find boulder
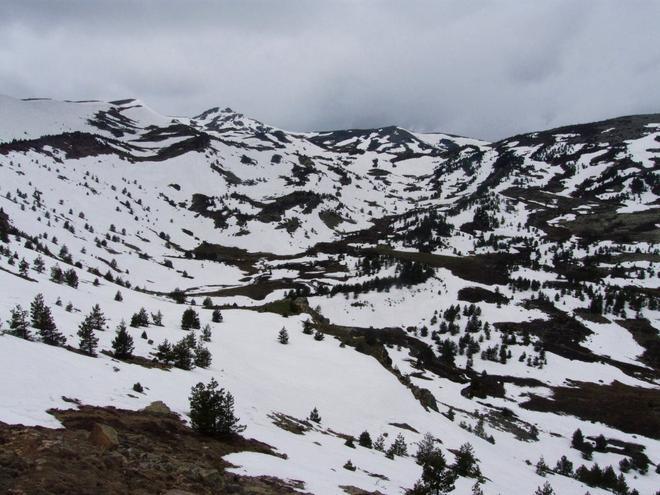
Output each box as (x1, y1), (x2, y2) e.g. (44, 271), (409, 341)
(88, 423), (118, 449)
(142, 400), (172, 415)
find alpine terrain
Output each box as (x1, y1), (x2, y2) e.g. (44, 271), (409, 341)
(0, 95), (658, 495)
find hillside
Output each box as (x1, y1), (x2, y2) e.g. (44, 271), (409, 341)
(0, 95), (658, 495)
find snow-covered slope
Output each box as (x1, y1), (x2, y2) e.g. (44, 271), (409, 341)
(0, 96), (658, 495)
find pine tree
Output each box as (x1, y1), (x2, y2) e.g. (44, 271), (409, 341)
(87, 304), (107, 331)
(112, 320), (134, 359)
(31, 294), (65, 346)
(201, 324), (212, 342)
(313, 330), (325, 341)
(18, 258), (29, 276)
(536, 456), (549, 476)
(32, 255), (45, 273)
(155, 339), (174, 364)
(415, 432), (437, 465)
(211, 308), (223, 323)
(151, 310), (163, 326)
(387, 433), (408, 457)
(181, 307), (200, 330)
(309, 406), (321, 423)
(373, 434), (386, 452)
(77, 316), (99, 356)
(189, 378), (245, 436)
(571, 428), (584, 450)
(407, 448), (456, 495)
(453, 443), (481, 478)
(533, 481), (554, 495)
(202, 296), (213, 309)
(358, 430), (372, 448)
(64, 268), (78, 288)
(278, 327), (289, 344)
(114, 290), (123, 302)
(302, 319), (314, 335)
(172, 338), (194, 370)
(194, 343), (212, 368)
(7, 305), (30, 340)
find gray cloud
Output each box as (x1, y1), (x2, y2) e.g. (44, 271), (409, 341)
(0, 0), (659, 140)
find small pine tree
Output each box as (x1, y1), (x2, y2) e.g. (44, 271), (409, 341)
(172, 338), (194, 370)
(536, 456), (549, 476)
(87, 304), (107, 331)
(453, 443), (481, 478)
(343, 460), (356, 471)
(151, 310), (163, 326)
(302, 319), (314, 334)
(155, 339), (173, 364)
(114, 290), (123, 302)
(313, 330), (325, 341)
(415, 432), (437, 465)
(112, 320), (134, 359)
(181, 307), (200, 330)
(31, 294), (65, 346)
(33, 256), (45, 273)
(7, 305), (31, 340)
(77, 317), (99, 356)
(309, 406), (321, 423)
(18, 258), (29, 276)
(387, 433), (408, 457)
(571, 428), (584, 450)
(202, 296), (213, 309)
(201, 324), (212, 342)
(374, 434), (386, 452)
(534, 481), (555, 495)
(358, 430), (372, 449)
(194, 343), (212, 368)
(189, 378), (245, 436)
(211, 308), (223, 323)
(278, 327), (289, 344)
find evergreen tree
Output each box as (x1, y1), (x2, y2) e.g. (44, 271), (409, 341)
(181, 307), (200, 330)
(415, 432), (437, 465)
(114, 290), (123, 302)
(533, 481), (554, 495)
(278, 327), (289, 344)
(18, 258), (29, 276)
(555, 455), (573, 476)
(111, 320), (134, 359)
(194, 342), (212, 368)
(189, 378), (245, 436)
(571, 428), (584, 450)
(302, 319), (314, 334)
(31, 294), (65, 346)
(313, 330), (325, 341)
(201, 324), (212, 342)
(130, 307), (150, 327)
(7, 305), (30, 340)
(407, 448), (456, 495)
(32, 255), (45, 273)
(172, 338), (194, 370)
(453, 443), (481, 478)
(202, 296), (213, 309)
(50, 265), (63, 283)
(151, 310), (163, 326)
(387, 433), (408, 457)
(309, 406), (322, 423)
(64, 268), (79, 288)
(77, 316), (99, 356)
(535, 456), (549, 476)
(211, 308), (223, 323)
(358, 430), (373, 449)
(155, 339), (174, 364)
(87, 304), (107, 331)
(373, 434), (386, 452)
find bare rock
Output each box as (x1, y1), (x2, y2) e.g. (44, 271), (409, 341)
(88, 423), (118, 449)
(142, 400), (172, 415)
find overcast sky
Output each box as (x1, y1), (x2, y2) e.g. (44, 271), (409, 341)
(1, 0), (659, 140)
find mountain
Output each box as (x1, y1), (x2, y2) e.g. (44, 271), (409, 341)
(0, 95), (658, 495)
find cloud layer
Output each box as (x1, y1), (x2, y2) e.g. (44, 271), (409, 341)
(1, 0), (659, 140)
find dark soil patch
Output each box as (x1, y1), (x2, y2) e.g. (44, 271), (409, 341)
(0, 405), (306, 495)
(520, 380), (660, 439)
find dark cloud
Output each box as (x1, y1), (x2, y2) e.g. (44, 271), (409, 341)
(1, 0), (659, 140)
